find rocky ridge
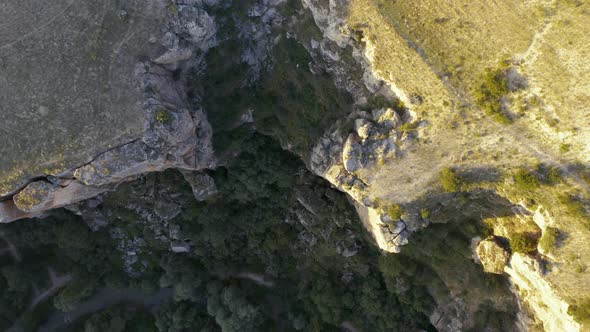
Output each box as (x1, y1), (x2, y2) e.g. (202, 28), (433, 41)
(297, 0), (590, 330)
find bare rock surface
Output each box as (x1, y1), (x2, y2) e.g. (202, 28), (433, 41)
(476, 238), (510, 274)
(181, 171), (218, 201)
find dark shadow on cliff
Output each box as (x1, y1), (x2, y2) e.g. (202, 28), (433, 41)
(379, 188), (526, 331)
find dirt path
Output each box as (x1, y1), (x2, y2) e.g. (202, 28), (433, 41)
(29, 268), (72, 309)
(237, 272), (275, 288)
(0, 232), (21, 262)
(38, 287), (172, 332)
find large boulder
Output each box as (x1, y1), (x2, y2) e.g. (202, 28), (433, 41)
(476, 238), (510, 274)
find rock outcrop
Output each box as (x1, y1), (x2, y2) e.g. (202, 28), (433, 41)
(476, 238), (510, 274)
(0, 0), (217, 223)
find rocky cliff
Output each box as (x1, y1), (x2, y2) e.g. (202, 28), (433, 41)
(0, 0), (216, 222)
(296, 0), (590, 330)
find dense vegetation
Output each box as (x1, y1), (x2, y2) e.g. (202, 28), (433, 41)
(201, 1), (352, 161)
(0, 134), (440, 331)
(0, 133), (521, 331)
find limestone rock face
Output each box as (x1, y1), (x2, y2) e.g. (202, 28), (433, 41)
(476, 238), (510, 274)
(506, 253), (581, 332)
(342, 134), (364, 172)
(0, 0), (217, 223)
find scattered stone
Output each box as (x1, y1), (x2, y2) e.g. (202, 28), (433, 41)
(154, 48), (193, 65)
(401, 212), (426, 232)
(393, 229), (409, 246)
(354, 119), (373, 140)
(154, 197), (182, 221)
(118, 10), (128, 21)
(171, 242), (191, 253)
(173, 6), (217, 51)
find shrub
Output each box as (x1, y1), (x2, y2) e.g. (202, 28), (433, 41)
(366, 95), (407, 119)
(480, 223), (494, 239)
(568, 298), (590, 324)
(474, 68), (512, 125)
(547, 167), (562, 185)
(560, 143), (571, 153)
(439, 167), (462, 192)
(367, 95), (390, 109)
(156, 109), (172, 125)
(420, 208), (431, 219)
(539, 227), (559, 253)
(513, 168), (540, 192)
(388, 204), (403, 220)
(399, 121), (419, 134)
(510, 233), (537, 254)
(559, 193), (588, 221)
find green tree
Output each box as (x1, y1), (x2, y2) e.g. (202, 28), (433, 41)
(53, 276), (97, 312)
(206, 282), (266, 332)
(155, 301), (218, 332)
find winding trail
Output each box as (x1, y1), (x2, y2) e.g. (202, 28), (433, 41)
(0, 232), (21, 262)
(29, 268), (73, 309)
(38, 287), (172, 332)
(237, 272), (275, 288)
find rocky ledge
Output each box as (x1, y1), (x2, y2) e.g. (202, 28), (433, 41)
(0, 0), (217, 223)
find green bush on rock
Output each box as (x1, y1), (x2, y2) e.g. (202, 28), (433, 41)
(388, 204), (404, 220)
(156, 109), (172, 125)
(510, 233), (537, 254)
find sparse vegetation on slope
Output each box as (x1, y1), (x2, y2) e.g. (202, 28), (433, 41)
(559, 193), (589, 225)
(513, 167), (541, 192)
